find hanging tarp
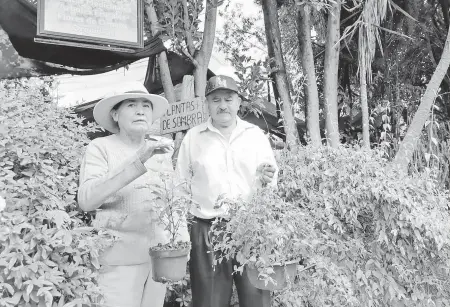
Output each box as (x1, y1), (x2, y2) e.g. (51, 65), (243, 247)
(0, 0), (165, 79)
(144, 51), (215, 94)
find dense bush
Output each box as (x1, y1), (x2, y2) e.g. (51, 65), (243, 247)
(177, 143), (450, 306)
(2, 79), (449, 307)
(211, 188), (309, 287)
(0, 79), (113, 307)
(272, 145), (450, 307)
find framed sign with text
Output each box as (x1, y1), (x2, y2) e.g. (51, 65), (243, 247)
(37, 0), (144, 51)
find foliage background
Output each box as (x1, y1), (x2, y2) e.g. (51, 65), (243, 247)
(216, 0), (450, 190)
(272, 145), (450, 306)
(0, 78), (113, 307)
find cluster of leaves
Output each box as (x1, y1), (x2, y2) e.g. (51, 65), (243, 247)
(370, 98), (450, 190)
(272, 145), (450, 306)
(147, 172), (194, 250)
(216, 3), (266, 57)
(209, 142), (450, 306)
(232, 55), (272, 119)
(153, 0), (204, 54)
(0, 79), (114, 307)
(165, 274), (192, 307)
(216, 4), (275, 117)
(410, 136), (450, 191)
(210, 189), (311, 287)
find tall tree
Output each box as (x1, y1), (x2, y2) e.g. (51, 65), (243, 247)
(146, 0), (220, 159)
(359, 58), (370, 148)
(145, 1), (176, 106)
(395, 24), (450, 171)
(152, 0), (219, 97)
(358, 0), (389, 148)
(261, 0), (300, 146)
(296, 3), (321, 147)
(323, 0), (341, 147)
(182, 0), (219, 98)
(145, 0), (180, 158)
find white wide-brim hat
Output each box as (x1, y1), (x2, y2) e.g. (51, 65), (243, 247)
(93, 82), (168, 134)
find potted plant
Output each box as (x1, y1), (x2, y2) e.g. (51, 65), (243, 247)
(147, 173), (194, 283)
(210, 188), (312, 290)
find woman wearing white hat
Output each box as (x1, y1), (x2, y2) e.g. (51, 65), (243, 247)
(78, 83), (176, 307)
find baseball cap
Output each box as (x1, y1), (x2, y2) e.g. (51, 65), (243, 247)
(205, 75), (239, 96)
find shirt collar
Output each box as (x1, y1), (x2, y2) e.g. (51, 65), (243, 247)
(199, 117), (254, 134)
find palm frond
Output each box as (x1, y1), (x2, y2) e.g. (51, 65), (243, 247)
(358, 0), (390, 83)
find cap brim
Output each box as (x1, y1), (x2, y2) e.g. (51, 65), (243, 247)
(93, 93), (168, 133)
(206, 88), (247, 103)
(205, 87), (239, 97)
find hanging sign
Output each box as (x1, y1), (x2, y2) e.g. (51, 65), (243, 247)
(161, 97), (207, 134)
(36, 0), (144, 51)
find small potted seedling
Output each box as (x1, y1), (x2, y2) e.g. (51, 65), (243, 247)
(211, 188), (310, 290)
(148, 173), (194, 283)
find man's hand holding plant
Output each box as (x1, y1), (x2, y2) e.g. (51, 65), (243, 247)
(256, 163), (276, 186)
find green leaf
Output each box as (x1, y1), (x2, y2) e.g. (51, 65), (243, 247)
(2, 283), (15, 295)
(26, 284), (33, 296)
(5, 292), (21, 305)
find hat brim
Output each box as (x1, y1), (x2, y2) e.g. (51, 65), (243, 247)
(93, 93), (168, 134)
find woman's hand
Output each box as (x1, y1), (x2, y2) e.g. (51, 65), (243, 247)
(137, 138), (174, 163)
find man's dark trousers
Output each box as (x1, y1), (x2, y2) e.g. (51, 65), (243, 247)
(189, 217), (271, 307)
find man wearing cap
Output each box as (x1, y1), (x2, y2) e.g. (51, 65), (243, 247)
(176, 75), (277, 307)
(77, 82), (186, 307)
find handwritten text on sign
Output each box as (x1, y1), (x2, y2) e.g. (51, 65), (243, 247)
(38, 0), (143, 48)
(161, 97), (207, 134)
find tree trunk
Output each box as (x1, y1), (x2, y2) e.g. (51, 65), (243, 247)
(439, 0), (449, 30)
(297, 4), (321, 147)
(193, 65), (207, 99)
(261, 0), (299, 146)
(193, 0), (218, 99)
(145, 0), (182, 165)
(360, 60), (370, 148)
(145, 1), (176, 105)
(394, 25), (450, 171)
(357, 0), (389, 149)
(404, 0), (420, 36)
(323, 0), (341, 147)
(269, 73), (286, 142)
(157, 52), (176, 105)
(150, 0), (218, 158)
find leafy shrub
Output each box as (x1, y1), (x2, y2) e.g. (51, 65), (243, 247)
(211, 190), (309, 287)
(272, 145), (450, 307)
(148, 172), (192, 251)
(0, 79), (113, 307)
(165, 274), (192, 307)
(409, 132), (450, 191)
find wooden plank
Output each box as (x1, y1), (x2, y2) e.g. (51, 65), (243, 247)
(160, 96), (206, 134)
(160, 75), (207, 135)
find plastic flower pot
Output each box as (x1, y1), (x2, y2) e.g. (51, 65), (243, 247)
(247, 259), (298, 290)
(149, 247), (190, 282)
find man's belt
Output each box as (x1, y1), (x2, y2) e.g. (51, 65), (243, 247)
(192, 216), (217, 224)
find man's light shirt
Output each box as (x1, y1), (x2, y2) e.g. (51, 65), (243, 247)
(176, 118), (278, 219)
